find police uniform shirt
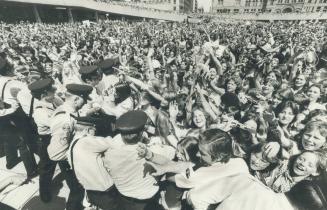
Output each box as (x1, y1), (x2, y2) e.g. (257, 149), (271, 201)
(67, 135), (114, 191)
(103, 134), (159, 200)
(0, 77), (26, 116)
(33, 100), (56, 135)
(16, 86), (35, 116)
(48, 104), (76, 161)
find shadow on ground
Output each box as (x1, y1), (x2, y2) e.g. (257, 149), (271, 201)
(21, 173), (66, 210)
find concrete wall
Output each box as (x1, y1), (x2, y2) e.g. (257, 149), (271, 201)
(2, 0), (186, 21)
(215, 12), (327, 20)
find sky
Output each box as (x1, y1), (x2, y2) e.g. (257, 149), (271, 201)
(197, 0), (211, 12)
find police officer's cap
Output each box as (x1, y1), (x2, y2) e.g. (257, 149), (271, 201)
(99, 58), (115, 70)
(28, 78), (53, 94)
(116, 110), (148, 134)
(71, 115), (99, 127)
(66, 84), (93, 99)
(79, 65), (99, 75)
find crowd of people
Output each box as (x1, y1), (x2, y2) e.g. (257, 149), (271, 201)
(93, 0), (179, 14)
(0, 18), (327, 210)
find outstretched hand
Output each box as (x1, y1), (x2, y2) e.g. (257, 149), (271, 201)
(144, 162), (167, 177)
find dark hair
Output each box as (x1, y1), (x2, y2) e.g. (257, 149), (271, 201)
(81, 69), (103, 83)
(247, 143), (279, 173)
(177, 136), (199, 163)
(121, 132), (143, 144)
(274, 100), (299, 117)
(230, 127), (253, 154)
(199, 129), (233, 163)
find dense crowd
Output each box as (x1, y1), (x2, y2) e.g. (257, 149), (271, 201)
(93, 0), (179, 14)
(0, 19), (327, 210)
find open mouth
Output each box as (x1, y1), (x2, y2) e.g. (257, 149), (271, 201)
(304, 140), (315, 148)
(295, 164), (305, 172)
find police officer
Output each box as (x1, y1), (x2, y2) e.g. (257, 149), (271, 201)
(28, 78), (58, 203)
(98, 58), (120, 93)
(103, 110), (161, 210)
(48, 83), (92, 210)
(68, 116), (119, 210)
(79, 65), (116, 137)
(0, 57), (37, 177)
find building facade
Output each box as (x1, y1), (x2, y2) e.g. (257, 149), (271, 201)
(211, 0), (327, 14)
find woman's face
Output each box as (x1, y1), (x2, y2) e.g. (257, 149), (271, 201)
(221, 63), (227, 72)
(293, 152), (319, 177)
(176, 145), (188, 161)
(187, 76), (195, 86)
(262, 82), (275, 96)
(180, 62), (187, 70)
(302, 128), (326, 151)
(266, 72), (277, 83)
(271, 59), (279, 67)
(209, 68), (217, 80)
(295, 74), (306, 88)
(278, 107), (295, 126)
(307, 86), (321, 102)
(226, 80), (237, 93)
(193, 109), (206, 128)
(197, 143), (214, 166)
(250, 151), (270, 171)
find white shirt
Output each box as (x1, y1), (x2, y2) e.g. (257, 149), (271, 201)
(103, 134), (159, 199)
(187, 173), (293, 210)
(175, 158), (249, 189)
(68, 135), (114, 191)
(33, 100), (55, 135)
(0, 77), (26, 116)
(16, 86), (34, 116)
(48, 104), (76, 161)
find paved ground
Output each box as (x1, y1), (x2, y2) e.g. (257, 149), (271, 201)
(0, 154), (70, 210)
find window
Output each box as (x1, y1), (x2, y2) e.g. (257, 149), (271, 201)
(316, 6), (321, 12)
(285, 0), (289, 3)
(245, 0), (251, 6)
(244, 9), (249, 13)
(217, 0), (223, 5)
(270, 0), (274, 5)
(234, 9), (239, 13)
(323, 6), (327, 12)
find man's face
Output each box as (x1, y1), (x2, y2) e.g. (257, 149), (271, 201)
(74, 96), (86, 110)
